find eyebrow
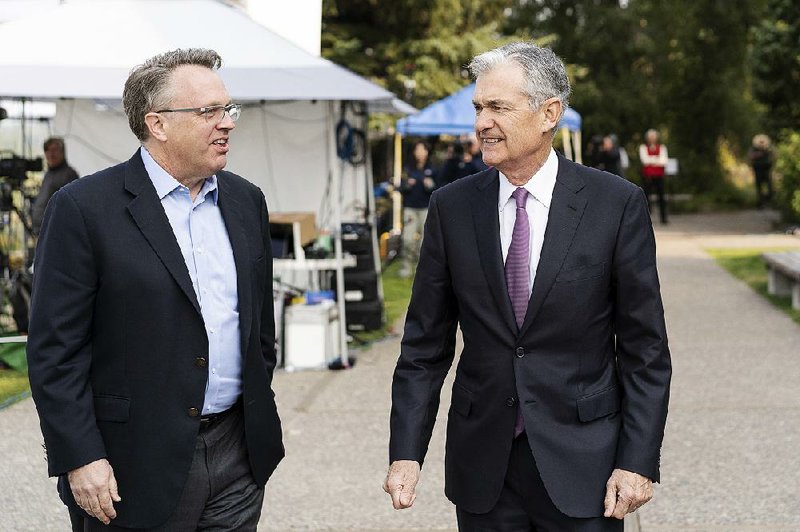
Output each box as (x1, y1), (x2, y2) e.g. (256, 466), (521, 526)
(473, 98), (512, 107)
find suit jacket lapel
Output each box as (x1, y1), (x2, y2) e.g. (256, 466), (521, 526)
(519, 156), (586, 337)
(124, 151), (202, 315)
(472, 169), (518, 335)
(217, 174), (253, 357)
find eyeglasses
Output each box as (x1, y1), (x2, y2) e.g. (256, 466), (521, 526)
(155, 103), (242, 123)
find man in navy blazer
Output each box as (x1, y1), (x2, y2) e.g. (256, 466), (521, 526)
(27, 49), (283, 530)
(384, 43), (671, 531)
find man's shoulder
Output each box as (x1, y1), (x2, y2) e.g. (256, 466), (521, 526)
(571, 160), (638, 197)
(218, 169), (263, 198)
(435, 168), (493, 200)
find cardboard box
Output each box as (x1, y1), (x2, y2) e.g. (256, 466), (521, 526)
(270, 212), (318, 248)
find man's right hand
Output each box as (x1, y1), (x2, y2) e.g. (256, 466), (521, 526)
(68, 458), (121, 525)
(383, 460), (421, 510)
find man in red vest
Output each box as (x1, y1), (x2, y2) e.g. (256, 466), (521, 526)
(638, 129), (669, 224)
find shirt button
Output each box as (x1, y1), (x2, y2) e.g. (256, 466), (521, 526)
(194, 357), (207, 368)
(516, 347), (525, 358)
(187, 407), (200, 417)
(506, 397), (517, 407)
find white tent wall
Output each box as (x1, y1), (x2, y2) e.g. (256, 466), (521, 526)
(53, 99), (370, 225)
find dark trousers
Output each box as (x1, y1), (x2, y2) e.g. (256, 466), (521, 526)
(643, 178), (668, 224)
(754, 168), (773, 208)
(456, 435), (623, 532)
(70, 405), (263, 531)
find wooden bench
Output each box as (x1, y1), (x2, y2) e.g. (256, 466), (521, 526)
(762, 251), (800, 310)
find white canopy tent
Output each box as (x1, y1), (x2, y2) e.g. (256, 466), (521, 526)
(0, 0), (413, 365)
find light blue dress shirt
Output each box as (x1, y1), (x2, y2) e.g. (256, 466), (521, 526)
(141, 147), (241, 415)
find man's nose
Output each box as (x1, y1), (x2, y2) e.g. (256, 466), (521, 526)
(475, 111), (493, 134)
(218, 112), (236, 131)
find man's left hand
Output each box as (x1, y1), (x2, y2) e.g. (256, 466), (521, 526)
(603, 468), (653, 520)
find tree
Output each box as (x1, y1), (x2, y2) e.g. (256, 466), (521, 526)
(750, 0), (800, 135)
(322, 0), (517, 108)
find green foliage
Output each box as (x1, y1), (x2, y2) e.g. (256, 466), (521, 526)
(707, 247), (800, 326)
(774, 130), (800, 222)
(751, 0), (800, 135)
(322, 0), (517, 109)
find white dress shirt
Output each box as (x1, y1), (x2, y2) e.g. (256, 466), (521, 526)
(499, 148), (559, 295)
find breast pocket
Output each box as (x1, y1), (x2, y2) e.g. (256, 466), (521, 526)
(556, 262), (606, 283)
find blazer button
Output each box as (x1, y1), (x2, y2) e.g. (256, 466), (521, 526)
(187, 407), (200, 417)
(506, 397), (517, 407)
(515, 347), (525, 358)
(195, 357), (207, 368)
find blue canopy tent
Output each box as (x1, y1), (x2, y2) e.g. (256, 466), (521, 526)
(397, 82), (582, 135)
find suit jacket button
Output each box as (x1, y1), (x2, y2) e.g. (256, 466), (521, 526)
(195, 357), (207, 368)
(187, 407), (200, 417)
(515, 347), (525, 358)
(506, 397), (517, 407)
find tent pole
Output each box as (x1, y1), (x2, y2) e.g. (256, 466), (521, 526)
(561, 127), (573, 161)
(574, 130), (583, 165)
(392, 131), (402, 234)
(330, 101), (350, 368)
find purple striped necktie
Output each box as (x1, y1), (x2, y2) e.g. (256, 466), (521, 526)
(506, 187), (530, 437)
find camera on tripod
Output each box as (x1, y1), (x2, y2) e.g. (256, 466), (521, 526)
(0, 154), (42, 211)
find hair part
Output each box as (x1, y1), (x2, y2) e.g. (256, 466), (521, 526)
(123, 48), (223, 142)
(468, 42), (571, 119)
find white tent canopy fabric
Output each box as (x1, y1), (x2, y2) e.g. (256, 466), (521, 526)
(0, 0), (410, 218)
(0, 0), (397, 104)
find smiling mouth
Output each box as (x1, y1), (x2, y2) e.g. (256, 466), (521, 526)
(212, 139), (228, 146)
(482, 138), (502, 145)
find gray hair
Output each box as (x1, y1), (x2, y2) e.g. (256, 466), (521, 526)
(123, 48), (223, 142)
(468, 42), (571, 114)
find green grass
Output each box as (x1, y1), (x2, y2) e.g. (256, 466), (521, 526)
(707, 247), (800, 325)
(0, 368), (30, 408)
(348, 260), (414, 345)
(0, 341), (29, 407)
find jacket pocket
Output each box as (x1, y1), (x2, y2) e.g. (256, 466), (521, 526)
(450, 382), (472, 417)
(576, 386), (620, 422)
(93, 395), (130, 423)
(556, 262), (606, 283)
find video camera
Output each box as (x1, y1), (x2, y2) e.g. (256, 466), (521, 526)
(0, 155), (43, 183)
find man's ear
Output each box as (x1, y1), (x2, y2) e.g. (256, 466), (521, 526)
(541, 98), (563, 133)
(144, 112), (168, 142)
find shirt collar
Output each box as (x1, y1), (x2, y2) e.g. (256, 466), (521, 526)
(140, 146), (218, 204)
(498, 147), (558, 210)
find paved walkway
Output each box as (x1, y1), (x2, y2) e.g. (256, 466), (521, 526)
(1, 210), (799, 531)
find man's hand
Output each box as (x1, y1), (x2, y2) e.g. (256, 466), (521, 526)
(603, 468), (653, 520)
(383, 460), (421, 510)
(68, 458), (121, 525)
(423, 177), (435, 190)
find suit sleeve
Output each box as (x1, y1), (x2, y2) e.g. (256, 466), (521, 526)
(27, 188), (106, 477)
(612, 187), (671, 482)
(259, 191), (277, 383)
(389, 191), (459, 465)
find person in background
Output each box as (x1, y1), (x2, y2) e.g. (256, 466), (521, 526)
(31, 137), (79, 235)
(597, 134), (623, 177)
(748, 134), (773, 209)
(639, 128), (669, 224)
(465, 133), (488, 171)
(399, 141), (437, 278)
(440, 141), (485, 185)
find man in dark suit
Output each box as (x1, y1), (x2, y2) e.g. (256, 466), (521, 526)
(27, 48), (284, 530)
(384, 42), (671, 531)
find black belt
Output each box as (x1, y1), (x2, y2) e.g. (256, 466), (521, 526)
(199, 401), (240, 430)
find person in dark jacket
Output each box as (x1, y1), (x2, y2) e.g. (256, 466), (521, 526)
(748, 134), (773, 209)
(399, 141), (438, 277)
(31, 137), (79, 234)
